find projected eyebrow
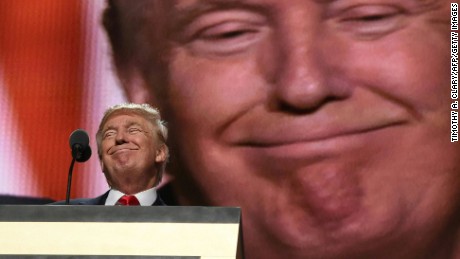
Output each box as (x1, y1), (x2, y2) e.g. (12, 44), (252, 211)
(171, 0), (271, 32)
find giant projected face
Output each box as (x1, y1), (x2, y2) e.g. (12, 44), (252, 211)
(112, 0), (459, 258)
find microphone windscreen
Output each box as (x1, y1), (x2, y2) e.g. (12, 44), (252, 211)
(76, 145), (92, 162)
(69, 129), (89, 149)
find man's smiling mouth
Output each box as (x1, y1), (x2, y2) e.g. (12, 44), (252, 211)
(108, 147), (138, 155)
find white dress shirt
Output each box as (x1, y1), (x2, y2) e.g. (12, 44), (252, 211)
(105, 187), (158, 206)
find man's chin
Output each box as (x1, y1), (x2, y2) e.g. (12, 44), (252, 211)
(245, 200), (405, 258)
(110, 151), (136, 166)
(108, 159), (138, 174)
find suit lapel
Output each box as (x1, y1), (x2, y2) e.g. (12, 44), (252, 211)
(78, 191), (110, 205)
(152, 195), (166, 206)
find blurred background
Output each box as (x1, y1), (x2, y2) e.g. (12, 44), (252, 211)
(0, 0), (125, 202)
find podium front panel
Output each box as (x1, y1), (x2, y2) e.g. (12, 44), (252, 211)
(0, 206), (243, 259)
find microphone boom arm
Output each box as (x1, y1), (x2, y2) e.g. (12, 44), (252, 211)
(65, 157), (76, 205)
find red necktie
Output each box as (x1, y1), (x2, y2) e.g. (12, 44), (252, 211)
(116, 195), (140, 206)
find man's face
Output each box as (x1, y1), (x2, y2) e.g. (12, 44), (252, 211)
(100, 112), (164, 194)
(136, 0), (458, 257)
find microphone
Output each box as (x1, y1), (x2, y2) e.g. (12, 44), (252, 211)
(66, 129), (92, 205)
(69, 129), (92, 162)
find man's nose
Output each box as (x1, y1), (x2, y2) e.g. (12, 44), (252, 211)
(268, 8), (352, 113)
(115, 130), (128, 144)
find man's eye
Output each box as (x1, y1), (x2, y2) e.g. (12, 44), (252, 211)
(182, 11), (268, 56)
(198, 22), (258, 41)
(128, 128), (141, 134)
(104, 131), (116, 139)
(336, 5), (405, 39)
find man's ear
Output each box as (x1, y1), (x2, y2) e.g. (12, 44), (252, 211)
(100, 159), (106, 173)
(155, 144), (168, 163)
(99, 160), (112, 187)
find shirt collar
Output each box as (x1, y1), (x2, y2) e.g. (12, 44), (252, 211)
(105, 187), (158, 206)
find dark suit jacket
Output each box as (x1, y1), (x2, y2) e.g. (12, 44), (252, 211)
(51, 191), (166, 206)
(0, 195), (55, 205)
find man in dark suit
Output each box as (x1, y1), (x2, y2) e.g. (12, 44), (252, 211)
(54, 103), (168, 206)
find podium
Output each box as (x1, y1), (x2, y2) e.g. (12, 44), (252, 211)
(0, 205), (243, 259)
